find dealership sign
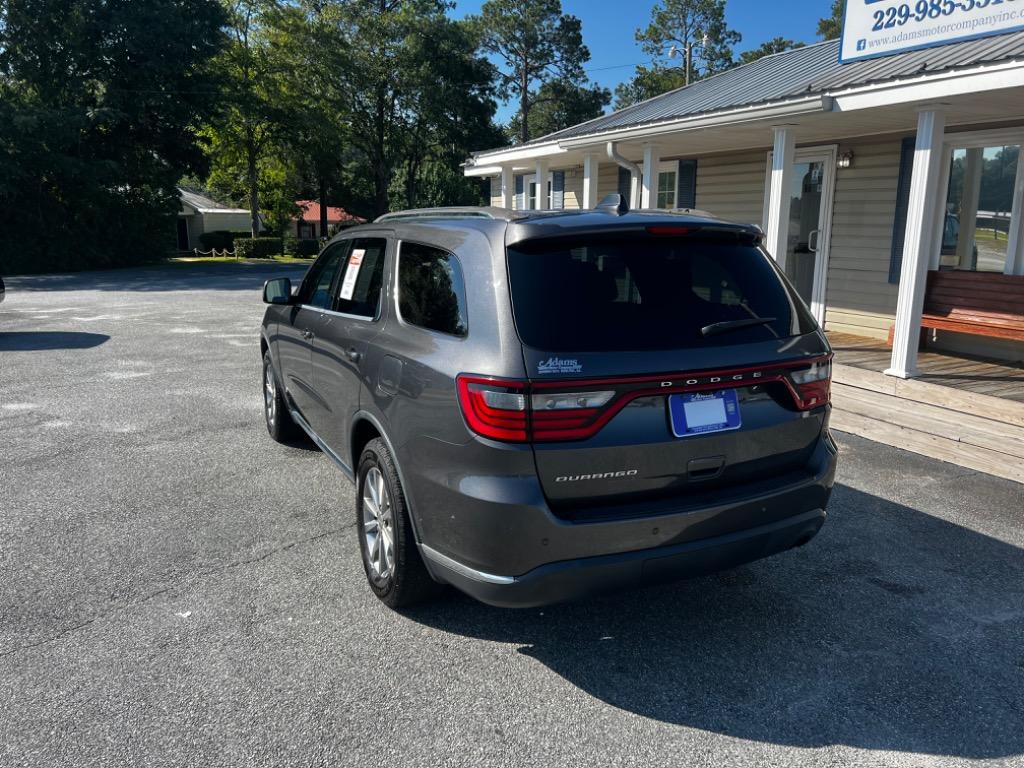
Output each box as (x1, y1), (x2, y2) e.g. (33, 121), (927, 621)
(840, 0), (1024, 62)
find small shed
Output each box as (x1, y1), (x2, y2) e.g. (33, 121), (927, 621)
(177, 187), (253, 251)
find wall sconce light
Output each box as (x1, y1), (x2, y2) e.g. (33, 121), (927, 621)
(837, 151), (855, 169)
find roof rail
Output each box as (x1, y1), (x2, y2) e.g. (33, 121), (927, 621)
(374, 206), (513, 224)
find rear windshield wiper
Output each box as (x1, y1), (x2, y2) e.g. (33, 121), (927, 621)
(701, 317), (777, 337)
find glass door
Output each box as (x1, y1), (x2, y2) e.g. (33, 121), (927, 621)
(765, 147), (837, 324)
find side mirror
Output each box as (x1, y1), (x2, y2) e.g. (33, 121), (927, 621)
(263, 277), (293, 305)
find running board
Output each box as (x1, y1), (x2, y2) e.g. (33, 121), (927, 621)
(288, 406), (355, 482)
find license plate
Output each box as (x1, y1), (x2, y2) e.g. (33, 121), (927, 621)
(669, 390), (741, 438)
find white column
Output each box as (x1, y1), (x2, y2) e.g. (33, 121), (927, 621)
(929, 146), (952, 271)
(765, 127), (796, 270)
(1004, 146), (1024, 275)
(957, 147), (983, 269)
(886, 108), (946, 379)
(582, 153), (599, 209)
(534, 159), (549, 210)
(641, 144), (660, 209)
(499, 165), (514, 210)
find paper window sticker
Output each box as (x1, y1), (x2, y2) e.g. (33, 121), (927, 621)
(339, 249), (366, 301)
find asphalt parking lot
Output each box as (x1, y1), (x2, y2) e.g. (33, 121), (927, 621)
(1, 262), (1023, 768)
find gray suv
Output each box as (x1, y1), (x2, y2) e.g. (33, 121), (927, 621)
(260, 200), (837, 609)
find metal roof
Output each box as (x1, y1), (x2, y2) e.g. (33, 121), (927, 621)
(177, 186), (248, 214)
(506, 31), (1024, 149)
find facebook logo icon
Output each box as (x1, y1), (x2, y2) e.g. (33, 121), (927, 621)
(857, 38), (867, 50)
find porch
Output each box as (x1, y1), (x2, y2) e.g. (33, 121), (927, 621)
(829, 331), (1024, 483)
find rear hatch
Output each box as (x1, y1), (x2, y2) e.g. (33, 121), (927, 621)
(504, 226), (831, 517)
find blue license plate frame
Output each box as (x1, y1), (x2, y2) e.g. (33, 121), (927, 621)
(668, 389), (742, 438)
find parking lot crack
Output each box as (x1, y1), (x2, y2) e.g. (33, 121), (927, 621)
(209, 525), (352, 574)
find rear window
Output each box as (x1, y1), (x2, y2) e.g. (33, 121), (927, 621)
(506, 236), (816, 351)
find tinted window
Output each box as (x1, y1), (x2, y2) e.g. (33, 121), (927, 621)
(398, 242), (468, 337)
(507, 236), (815, 351)
(335, 238), (386, 318)
(299, 243), (347, 308)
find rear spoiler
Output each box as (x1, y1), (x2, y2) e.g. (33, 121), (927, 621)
(505, 221), (764, 248)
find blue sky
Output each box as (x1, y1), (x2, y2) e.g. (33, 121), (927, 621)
(452, 0), (832, 121)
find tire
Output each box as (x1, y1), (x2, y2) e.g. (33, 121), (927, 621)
(263, 351), (301, 443)
(356, 438), (439, 608)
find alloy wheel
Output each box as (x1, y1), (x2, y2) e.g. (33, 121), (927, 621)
(264, 364), (276, 427)
(362, 466), (394, 580)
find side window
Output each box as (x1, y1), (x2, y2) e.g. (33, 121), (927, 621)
(299, 243), (348, 308)
(398, 242), (468, 337)
(335, 237), (387, 318)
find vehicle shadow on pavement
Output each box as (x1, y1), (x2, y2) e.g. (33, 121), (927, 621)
(405, 483), (1024, 759)
(0, 331), (110, 351)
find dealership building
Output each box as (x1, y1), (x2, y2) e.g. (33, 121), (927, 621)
(464, 27), (1024, 481)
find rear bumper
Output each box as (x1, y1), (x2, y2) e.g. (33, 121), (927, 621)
(404, 427), (837, 607)
(421, 507), (826, 608)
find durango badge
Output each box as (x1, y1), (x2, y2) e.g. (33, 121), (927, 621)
(538, 356), (582, 375)
(555, 470), (639, 483)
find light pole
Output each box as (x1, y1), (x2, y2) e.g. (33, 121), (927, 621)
(669, 34), (709, 86)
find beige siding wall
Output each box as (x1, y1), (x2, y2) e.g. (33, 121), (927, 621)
(597, 162), (622, 199)
(823, 138), (902, 339)
(561, 167), (583, 209)
(694, 150), (767, 226)
(488, 168), (585, 209)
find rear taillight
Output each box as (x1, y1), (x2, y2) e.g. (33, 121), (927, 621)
(456, 377), (528, 441)
(457, 355), (831, 443)
(530, 388), (615, 441)
(789, 360), (831, 410)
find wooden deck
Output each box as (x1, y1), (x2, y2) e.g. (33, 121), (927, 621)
(827, 332), (1024, 484)
(828, 331), (1024, 402)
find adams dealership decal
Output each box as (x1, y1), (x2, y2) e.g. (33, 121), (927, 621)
(841, 0), (1023, 62)
(537, 357), (582, 375)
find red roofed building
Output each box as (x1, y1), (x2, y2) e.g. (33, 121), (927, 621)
(294, 200), (366, 240)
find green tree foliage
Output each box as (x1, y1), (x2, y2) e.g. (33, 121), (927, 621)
(470, 0), (591, 144)
(290, 1), (499, 216)
(615, 0), (740, 109)
(738, 37), (804, 65)
(392, 14), (503, 210)
(265, 1), (349, 236)
(0, 0), (225, 272)
(509, 80), (611, 142)
(818, 0), (845, 40)
(203, 0), (288, 238)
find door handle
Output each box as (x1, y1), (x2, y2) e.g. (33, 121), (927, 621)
(346, 347), (362, 363)
(808, 229), (820, 253)
(302, 329), (314, 341)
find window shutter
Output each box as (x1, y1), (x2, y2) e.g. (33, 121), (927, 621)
(514, 174), (525, 211)
(677, 159), (698, 210)
(889, 136), (916, 284)
(617, 167), (631, 199)
(551, 170), (565, 209)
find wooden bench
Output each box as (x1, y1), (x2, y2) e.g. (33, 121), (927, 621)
(920, 271), (1024, 341)
(889, 271), (1024, 345)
